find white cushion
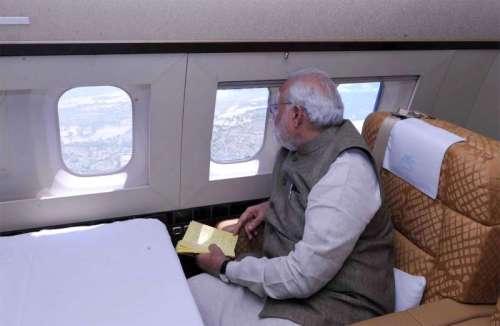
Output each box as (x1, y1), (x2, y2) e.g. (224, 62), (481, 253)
(394, 268), (427, 312)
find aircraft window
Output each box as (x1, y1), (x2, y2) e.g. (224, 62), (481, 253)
(337, 82), (381, 132)
(57, 86), (133, 176)
(210, 87), (269, 163)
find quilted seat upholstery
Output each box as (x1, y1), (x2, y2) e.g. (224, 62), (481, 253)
(491, 298), (500, 325)
(362, 112), (500, 305)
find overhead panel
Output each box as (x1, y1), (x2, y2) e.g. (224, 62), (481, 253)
(0, 0), (499, 43)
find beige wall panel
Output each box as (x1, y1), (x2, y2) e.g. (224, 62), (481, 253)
(431, 51), (498, 126)
(401, 53), (453, 114)
(0, 54), (187, 232)
(466, 54), (500, 139)
(0, 0), (499, 43)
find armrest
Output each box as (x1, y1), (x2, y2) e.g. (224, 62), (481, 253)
(216, 218), (239, 231)
(216, 218), (264, 258)
(352, 299), (496, 326)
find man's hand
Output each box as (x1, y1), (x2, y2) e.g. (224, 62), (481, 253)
(196, 244), (228, 276)
(233, 201), (269, 240)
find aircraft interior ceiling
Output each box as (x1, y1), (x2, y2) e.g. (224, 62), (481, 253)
(0, 1), (499, 233)
(0, 0), (499, 42)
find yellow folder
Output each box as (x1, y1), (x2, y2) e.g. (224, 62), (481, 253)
(175, 221), (238, 258)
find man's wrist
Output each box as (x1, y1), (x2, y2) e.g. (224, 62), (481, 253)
(219, 259), (232, 283)
(219, 259), (231, 275)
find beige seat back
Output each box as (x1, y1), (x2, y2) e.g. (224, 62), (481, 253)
(362, 112), (500, 304)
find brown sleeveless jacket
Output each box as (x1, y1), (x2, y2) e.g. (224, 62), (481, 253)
(259, 120), (395, 326)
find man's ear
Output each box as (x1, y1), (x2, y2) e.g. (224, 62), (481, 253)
(292, 105), (305, 128)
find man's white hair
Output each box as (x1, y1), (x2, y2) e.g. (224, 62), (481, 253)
(282, 67), (344, 127)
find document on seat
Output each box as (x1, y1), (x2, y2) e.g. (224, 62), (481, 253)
(176, 221), (238, 257)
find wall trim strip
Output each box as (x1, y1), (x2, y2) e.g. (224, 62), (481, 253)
(1, 41), (499, 57)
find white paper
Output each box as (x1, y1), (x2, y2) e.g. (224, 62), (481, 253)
(383, 118), (464, 199)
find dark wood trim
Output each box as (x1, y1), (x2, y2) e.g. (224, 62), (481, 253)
(0, 198), (267, 237)
(0, 41), (499, 57)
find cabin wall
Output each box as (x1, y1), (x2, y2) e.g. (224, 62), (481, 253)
(1, 0), (499, 43)
(0, 49), (498, 232)
(0, 91), (41, 201)
(0, 54), (188, 231)
(428, 50), (500, 139)
(466, 53), (500, 139)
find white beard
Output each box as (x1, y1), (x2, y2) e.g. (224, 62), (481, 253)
(273, 120), (297, 151)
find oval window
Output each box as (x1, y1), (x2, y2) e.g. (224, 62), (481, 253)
(57, 86), (133, 176)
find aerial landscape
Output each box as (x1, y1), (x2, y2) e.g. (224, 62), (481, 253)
(58, 82), (380, 175)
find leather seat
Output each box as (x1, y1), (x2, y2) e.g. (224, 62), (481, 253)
(354, 112), (499, 325)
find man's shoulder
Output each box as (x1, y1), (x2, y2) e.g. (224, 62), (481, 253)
(335, 148), (374, 168)
(325, 148), (381, 191)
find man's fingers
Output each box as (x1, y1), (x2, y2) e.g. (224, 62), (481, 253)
(246, 220), (259, 233)
(244, 224), (251, 239)
(245, 224), (255, 240)
(235, 209), (256, 235)
(239, 210), (252, 223)
(233, 213), (248, 234)
(241, 209), (258, 225)
(208, 244), (227, 258)
(208, 244), (222, 254)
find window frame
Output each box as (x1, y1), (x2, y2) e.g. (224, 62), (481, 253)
(209, 76), (406, 165)
(374, 82), (384, 112)
(56, 85), (136, 177)
(334, 75), (419, 113)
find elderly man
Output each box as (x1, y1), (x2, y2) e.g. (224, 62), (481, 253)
(188, 68), (395, 326)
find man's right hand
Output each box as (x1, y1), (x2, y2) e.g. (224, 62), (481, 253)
(233, 201), (269, 240)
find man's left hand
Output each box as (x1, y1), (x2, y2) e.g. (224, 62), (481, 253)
(196, 244), (228, 276)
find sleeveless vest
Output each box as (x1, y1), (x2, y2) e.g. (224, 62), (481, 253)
(259, 120), (395, 326)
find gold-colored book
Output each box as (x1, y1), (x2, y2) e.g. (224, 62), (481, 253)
(175, 221), (238, 258)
